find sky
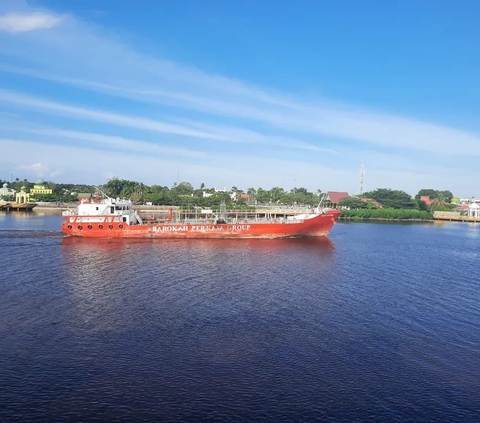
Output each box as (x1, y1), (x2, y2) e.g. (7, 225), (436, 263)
(0, 0), (479, 196)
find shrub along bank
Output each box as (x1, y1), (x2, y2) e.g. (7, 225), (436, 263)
(340, 208), (433, 220)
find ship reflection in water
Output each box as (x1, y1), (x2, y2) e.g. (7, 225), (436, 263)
(60, 236), (337, 334)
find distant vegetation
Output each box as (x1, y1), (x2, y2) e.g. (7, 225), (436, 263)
(99, 178), (323, 207)
(340, 209), (433, 221)
(415, 189), (454, 203)
(0, 178), (457, 221)
(338, 188), (456, 220)
(0, 177), (323, 207)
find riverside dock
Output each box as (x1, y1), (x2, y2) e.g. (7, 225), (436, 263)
(0, 202), (37, 212)
(433, 211), (480, 223)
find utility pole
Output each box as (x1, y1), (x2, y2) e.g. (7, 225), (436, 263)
(359, 161), (365, 195)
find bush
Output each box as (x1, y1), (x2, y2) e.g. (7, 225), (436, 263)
(340, 208), (432, 220)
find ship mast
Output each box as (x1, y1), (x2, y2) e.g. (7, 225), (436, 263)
(94, 185), (111, 200)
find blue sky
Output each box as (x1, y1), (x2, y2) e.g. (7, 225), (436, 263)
(0, 0), (479, 196)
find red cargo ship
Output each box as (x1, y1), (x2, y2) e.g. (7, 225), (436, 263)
(61, 197), (340, 239)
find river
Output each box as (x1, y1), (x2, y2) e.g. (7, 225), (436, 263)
(1, 213), (479, 422)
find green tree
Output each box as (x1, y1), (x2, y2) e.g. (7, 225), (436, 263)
(338, 197), (368, 209)
(173, 181), (194, 195)
(415, 189), (454, 203)
(437, 190), (454, 203)
(415, 189), (438, 200)
(363, 188), (417, 209)
(247, 187), (257, 203)
(417, 200), (428, 211)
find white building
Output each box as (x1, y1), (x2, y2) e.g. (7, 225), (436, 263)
(460, 197), (480, 204)
(0, 183), (16, 199)
(202, 187), (227, 198)
(467, 203), (480, 218)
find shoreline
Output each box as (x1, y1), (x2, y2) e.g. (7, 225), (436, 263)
(338, 216), (434, 222)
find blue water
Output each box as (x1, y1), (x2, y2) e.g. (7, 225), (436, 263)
(1, 213), (480, 422)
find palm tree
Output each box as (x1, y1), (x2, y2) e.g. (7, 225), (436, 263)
(247, 187), (257, 204)
(270, 187), (285, 203)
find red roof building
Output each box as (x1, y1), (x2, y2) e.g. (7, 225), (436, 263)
(420, 196), (433, 206)
(361, 198), (384, 209)
(327, 191), (349, 208)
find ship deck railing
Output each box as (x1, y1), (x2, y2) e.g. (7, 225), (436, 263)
(141, 210), (316, 225)
(64, 214), (311, 225)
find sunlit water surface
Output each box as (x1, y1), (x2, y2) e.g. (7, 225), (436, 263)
(1, 213), (480, 422)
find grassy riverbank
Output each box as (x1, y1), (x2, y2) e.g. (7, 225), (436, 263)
(340, 208), (433, 221)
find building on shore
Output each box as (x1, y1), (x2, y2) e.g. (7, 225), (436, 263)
(325, 191), (350, 208)
(0, 182), (16, 199)
(16, 186), (31, 203)
(202, 187), (227, 198)
(467, 203), (480, 218)
(361, 198), (384, 209)
(30, 179), (52, 196)
(459, 197), (480, 204)
(420, 195), (434, 206)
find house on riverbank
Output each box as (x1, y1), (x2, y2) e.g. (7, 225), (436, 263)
(326, 191), (349, 208)
(0, 183), (15, 199)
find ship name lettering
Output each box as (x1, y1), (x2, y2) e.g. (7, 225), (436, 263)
(152, 225), (188, 232)
(153, 224), (251, 232)
(231, 225), (251, 231)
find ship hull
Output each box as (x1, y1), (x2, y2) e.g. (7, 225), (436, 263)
(61, 211), (340, 239)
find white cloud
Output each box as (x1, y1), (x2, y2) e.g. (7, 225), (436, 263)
(1, 139), (348, 190)
(19, 162), (63, 178)
(2, 137), (476, 196)
(0, 12), (65, 33)
(0, 90), (226, 141)
(0, 95), (338, 154)
(4, 125), (207, 158)
(1, 64), (479, 157)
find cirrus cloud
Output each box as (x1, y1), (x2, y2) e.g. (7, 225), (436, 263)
(0, 12), (65, 33)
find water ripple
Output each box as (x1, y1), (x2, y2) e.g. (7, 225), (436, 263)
(1, 217), (480, 422)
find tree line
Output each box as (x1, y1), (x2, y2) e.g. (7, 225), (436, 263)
(100, 179), (323, 207)
(0, 178), (323, 206)
(1, 177), (455, 212)
(338, 188), (455, 211)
